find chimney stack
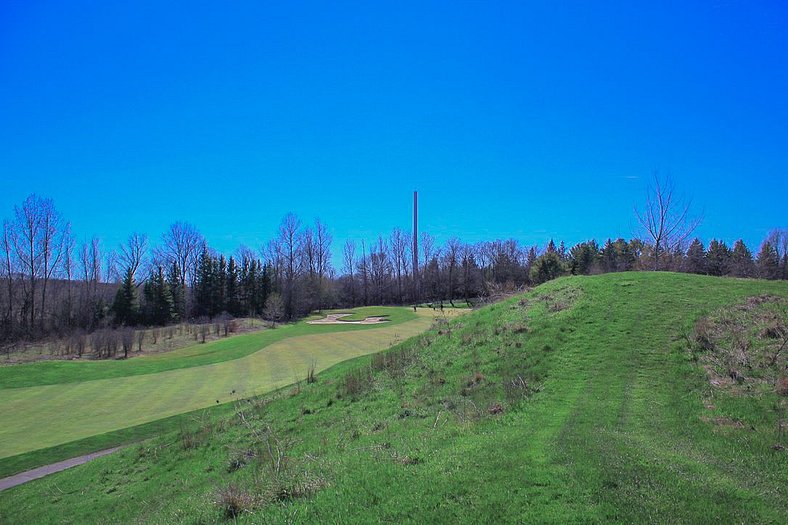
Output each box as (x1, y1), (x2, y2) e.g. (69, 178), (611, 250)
(412, 191), (419, 301)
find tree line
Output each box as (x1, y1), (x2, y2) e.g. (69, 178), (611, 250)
(1, 192), (786, 344)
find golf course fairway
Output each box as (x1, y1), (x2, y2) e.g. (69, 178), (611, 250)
(0, 307), (452, 459)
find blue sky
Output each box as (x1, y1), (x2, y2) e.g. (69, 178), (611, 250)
(1, 1), (786, 266)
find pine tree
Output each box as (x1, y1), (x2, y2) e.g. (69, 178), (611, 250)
(530, 252), (564, 284)
(226, 256), (240, 316)
(756, 241), (780, 279)
(729, 240), (754, 278)
(194, 247), (214, 317)
(706, 240), (731, 276)
(601, 239), (617, 272)
(144, 266), (175, 325)
(257, 262), (272, 315)
(112, 268), (140, 326)
(167, 262), (185, 322)
(685, 238), (706, 274)
(569, 241), (599, 275)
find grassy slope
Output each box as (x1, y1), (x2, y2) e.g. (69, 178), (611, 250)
(0, 308), (439, 460)
(0, 307), (416, 389)
(1, 273), (786, 524)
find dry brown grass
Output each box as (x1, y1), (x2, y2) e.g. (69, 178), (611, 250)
(691, 294), (787, 395)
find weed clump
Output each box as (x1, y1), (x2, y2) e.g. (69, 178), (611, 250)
(215, 484), (256, 519)
(341, 367), (373, 400)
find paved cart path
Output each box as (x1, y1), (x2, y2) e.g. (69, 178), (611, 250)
(0, 447), (121, 492)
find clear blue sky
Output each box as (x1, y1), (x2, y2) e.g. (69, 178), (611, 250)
(1, 1), (786, 267)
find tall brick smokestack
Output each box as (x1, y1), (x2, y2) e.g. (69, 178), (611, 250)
(412, 191), (418, 301)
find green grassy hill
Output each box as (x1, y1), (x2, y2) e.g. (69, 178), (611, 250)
(1, 272), (786, 524)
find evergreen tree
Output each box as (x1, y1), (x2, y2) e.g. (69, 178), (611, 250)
(226, 256), (240, 316)
(112, 268), (140, 326)
(530, 252), (565, 284)
(167, 262), (185, 322)
(601, 239), (617, 272)
(257, 262), (272, 315)
(558, 240), (568, 261)
(143, 266), (175, 325)
(194, 247), (215, 317)
(569, 241), (599, 275)
(756, 241), (780, 279)
(706, 240), (731, 276)
(215, 254), (227, 314)
(685, 238), (706, 274)
(729, 240), (755, 277)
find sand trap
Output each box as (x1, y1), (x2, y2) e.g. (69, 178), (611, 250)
(307, 313), (390, 325)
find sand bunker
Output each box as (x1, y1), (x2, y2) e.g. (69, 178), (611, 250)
(307, 313), (390, 325)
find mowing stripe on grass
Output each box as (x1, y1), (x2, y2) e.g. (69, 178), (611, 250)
(0, 306), (417, 389)
(0, 310), (446, 459)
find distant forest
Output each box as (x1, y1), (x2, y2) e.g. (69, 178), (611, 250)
(1, 192), (786, 343)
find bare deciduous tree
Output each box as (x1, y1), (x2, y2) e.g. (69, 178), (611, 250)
(635, 173), (702, 270)
(444, 237), (461, 307)
(7, 195), (69, 334)
(120, 232), (149, 280)
(155, 222), (203, 288)
(342, 239), (356, 306)
(277, 213), (302, 318)
(315, 219), (332, 307)
(389, 228), (409, 304)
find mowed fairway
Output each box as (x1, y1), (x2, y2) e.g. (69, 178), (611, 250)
(0, 308), (453, 459)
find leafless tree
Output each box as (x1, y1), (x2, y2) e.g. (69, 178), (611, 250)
(420, 232), (435, 272)
(389, 228), (409, 303)
(154, 222), (203, 288)
(8, 195), (69, 333)
(315, 219), (332, 307)
(62, 232), (75, 327)
(359, 239), (369, 305)
(2, 220), (16, 332)
(104, 249), (120, 284)
(77, 237), (102, 329)
(263, 292), (284, 327)
(343, 240), (356, 306)
(119, 232), (148, 280)
(277, 213), (302, 318)
(300, 226), (316, 279)
(635, 172), (702, 270)
(369, 236), (391, 304)
(444, 237), (461, 307)
(460, 243), (478, 305)
(121, 327), (134, 358)
(765, 228), (788, 279)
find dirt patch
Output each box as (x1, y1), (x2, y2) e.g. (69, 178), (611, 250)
(307, 314), (389, 325)
(690, 294), (787, 395)
(517, 283), (582, 314)
(700, 416), (746, 429)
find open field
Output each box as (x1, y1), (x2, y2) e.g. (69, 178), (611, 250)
(0, 307), (457, 460)
(1, 273), (786, 523)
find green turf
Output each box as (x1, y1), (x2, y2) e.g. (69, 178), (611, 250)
(0, 307), (445, 459)
(1, 273), (786, 524)
(0, 306), (416, 389)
